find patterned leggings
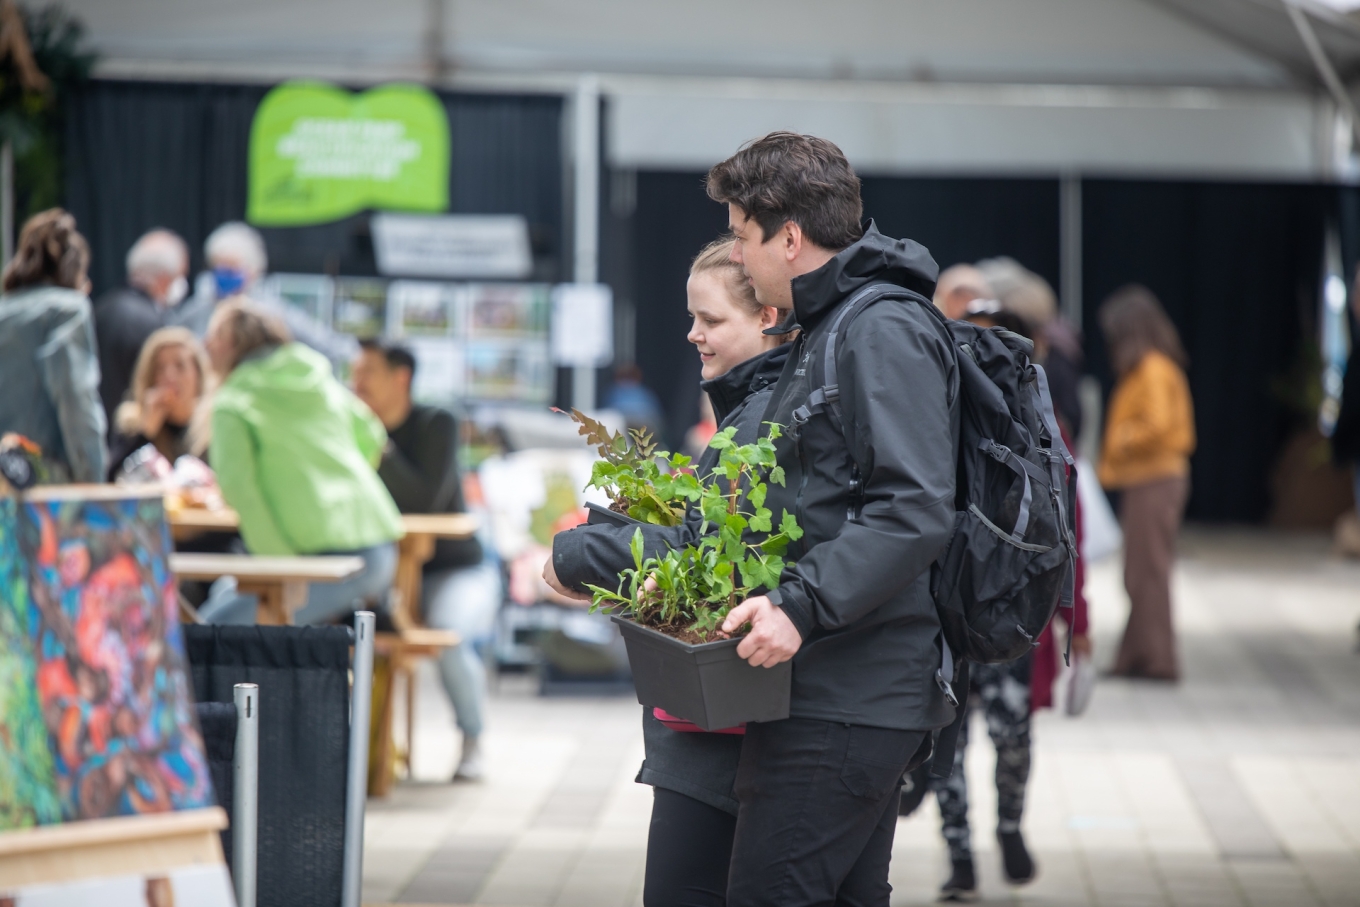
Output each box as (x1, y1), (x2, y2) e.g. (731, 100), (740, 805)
(930, 653), (1033, 860)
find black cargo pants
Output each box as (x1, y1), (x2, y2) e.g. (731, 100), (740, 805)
(726, 717), (929, 907)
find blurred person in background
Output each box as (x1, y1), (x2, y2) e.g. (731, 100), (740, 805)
(1097, 285), (1195, 681)
(172, 221), (357, 372)
(351, 338), (501, 782)
(933, 263), (994, 320)
(94, 229), (189, 428)
(605, 362), (665, 435)
(108, 326), (210, 479)
(0, 208), (105, 482)
(197, 299), (401, 625)
(547, 236), (791, 907)
(981, 259), (1085, 440)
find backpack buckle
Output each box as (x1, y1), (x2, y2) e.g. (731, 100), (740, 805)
(935, 670), (959, 708)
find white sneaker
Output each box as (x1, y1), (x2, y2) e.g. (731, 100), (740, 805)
(454, 736), (483, 782)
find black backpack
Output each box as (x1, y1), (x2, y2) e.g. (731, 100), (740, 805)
(792, 284), (1078, 776)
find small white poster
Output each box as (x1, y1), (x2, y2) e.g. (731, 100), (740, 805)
(407, 336), (464, 404)
(551, 283), (613, 367)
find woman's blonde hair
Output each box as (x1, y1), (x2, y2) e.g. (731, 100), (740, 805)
(207, 298), (292, 375)
(115, 326), (213, 455)
(690, 237), (761, 316)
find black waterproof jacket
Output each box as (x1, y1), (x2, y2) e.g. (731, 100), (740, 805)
(552, 343), (790, 816)
(762, 222), (960, 732)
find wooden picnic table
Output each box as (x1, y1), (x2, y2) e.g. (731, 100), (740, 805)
(169, 552), (365, 625)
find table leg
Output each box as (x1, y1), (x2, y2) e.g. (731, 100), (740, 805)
(368, 655), (396, 797)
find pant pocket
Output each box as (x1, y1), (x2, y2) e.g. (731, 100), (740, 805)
(839, 726), (921, 800)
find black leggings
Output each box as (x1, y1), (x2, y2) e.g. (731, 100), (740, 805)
(644, 787), (738, 907)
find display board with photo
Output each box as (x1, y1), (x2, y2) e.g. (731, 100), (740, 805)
(332, 278), (390, 338)
(467, 284), (550, 339)
(465, 340), (552, 404)
(386, 280), (463, 338)
(263, 273), (334, 326)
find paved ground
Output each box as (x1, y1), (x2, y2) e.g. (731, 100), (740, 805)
(362, 529), (1360, 907)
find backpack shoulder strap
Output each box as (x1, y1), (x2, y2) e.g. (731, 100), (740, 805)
(791, 283), (937, 433)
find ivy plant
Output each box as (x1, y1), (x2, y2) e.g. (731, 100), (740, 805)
(586, 424), (802, 641)
(565, 408), (700, 526)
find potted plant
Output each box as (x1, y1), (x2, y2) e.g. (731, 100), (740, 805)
(565, 409), (700, 528)
(585, 424), (803, 730)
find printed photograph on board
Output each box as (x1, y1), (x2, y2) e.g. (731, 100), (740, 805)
(387, 280), (462, 338)
(262, 273), (335, 327)
(332, 278), (390, 338)
(466, 284), (549, 339)
(465, 340), (552, 403)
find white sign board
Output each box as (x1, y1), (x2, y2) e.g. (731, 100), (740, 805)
(551, 283), (614, 368)
(372, 213), (532, 279)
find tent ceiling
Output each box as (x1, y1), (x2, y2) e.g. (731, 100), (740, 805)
(1149, 0), (1360, 87)
(62, 0), (1360, 91)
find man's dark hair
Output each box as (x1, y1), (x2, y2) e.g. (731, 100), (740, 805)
(359, 337), (417, 376)
(706, 132), (863, 251)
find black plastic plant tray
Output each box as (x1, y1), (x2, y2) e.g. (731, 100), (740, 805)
(610, 614), (791, 731)
(586, 502), (642, 527)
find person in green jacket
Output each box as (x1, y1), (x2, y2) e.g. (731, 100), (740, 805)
(197, 298), (402, 625)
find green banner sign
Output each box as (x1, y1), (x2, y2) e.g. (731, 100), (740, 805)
(248, 81), (449, 226)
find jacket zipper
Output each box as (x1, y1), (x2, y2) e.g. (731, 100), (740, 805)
(792, 333), (811, 559)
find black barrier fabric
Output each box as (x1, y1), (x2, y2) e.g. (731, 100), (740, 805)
(185, 625), (352, 907)
(619, 171), (1328, 522)
(64, 80), (564, 296)
(1081, 180), (1329, 523)
(196, 701), (237, 869)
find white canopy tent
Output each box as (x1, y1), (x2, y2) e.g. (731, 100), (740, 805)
(57, 0), (1360, 178)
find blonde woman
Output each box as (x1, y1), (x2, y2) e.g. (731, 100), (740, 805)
(548, 237), (792, 907)
(108, 327), (211, 479)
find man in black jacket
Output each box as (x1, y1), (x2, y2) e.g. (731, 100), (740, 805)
(351, 339), (498, 781)
(94, 229), (190, 428)
(708, 133), (960, 906)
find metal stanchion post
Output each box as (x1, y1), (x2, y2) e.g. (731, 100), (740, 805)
(342, 612), (375, 907)
(232, 683), (260, 907)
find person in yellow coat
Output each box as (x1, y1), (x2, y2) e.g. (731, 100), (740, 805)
(1097, 285), (1195, 681)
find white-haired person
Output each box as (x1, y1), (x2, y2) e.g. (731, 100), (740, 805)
(94, 229), (190, 428)
(171, 221), (356, 372)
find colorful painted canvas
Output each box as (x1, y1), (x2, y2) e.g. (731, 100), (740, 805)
(17, 492), (214, 821)
(0, 497), (61, 830)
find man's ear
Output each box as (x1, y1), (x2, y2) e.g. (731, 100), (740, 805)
(782, 221), (803, 263)
(759, 305), (781, 330)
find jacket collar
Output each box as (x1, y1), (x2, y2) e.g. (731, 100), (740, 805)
(700, 344), (791, 423)
(788, 220), (939, 333)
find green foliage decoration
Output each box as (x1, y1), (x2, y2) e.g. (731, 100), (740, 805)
(566, 408), (700, 526)
(585, 424), (802, 641)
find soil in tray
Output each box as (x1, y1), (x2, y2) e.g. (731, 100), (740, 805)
(628, 613), (749, 646)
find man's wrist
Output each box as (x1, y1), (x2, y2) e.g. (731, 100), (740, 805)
(767, 585), (812, 640)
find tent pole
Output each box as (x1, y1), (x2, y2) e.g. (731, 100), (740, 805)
(1284, 0), (1360, 147)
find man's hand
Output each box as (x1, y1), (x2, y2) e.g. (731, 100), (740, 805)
(722, 595), (802, 668)
(542, 555), (591, 602)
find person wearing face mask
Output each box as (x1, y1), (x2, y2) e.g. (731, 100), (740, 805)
(171, 222), (357, 374)
(94, 229), (190, 430)
(546, 237), (793, 907)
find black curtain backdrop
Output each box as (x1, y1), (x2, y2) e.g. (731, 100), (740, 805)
(1081, 179), (1329, 523)
(621, 170), (1328, 522)
(65, 80), (565, 297)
